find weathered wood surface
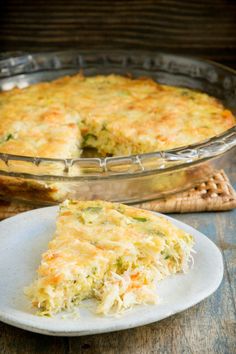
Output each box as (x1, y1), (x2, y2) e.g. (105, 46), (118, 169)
(0, 0), (236, 352)
(0, 0), (236, 69)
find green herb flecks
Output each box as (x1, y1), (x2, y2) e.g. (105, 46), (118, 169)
(118, 90), (130, 97)
(82, 133), (97, 147)
(92, 266), (98, 275)
(84, 207), (102, 213)
(155, 231), (165, 237)
(101, 122), (107, 131)
(116, 257), (123, 269)
(180, 90), (195, 100)
(180, 90), (190, 97)
(132, 217), (148, 222)
(0, 133), (15, 144)
(161, 250), (170, 260)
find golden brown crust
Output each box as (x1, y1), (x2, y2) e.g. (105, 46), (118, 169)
(0, 74), (235, 158)
(0, 101), (81, 158)
(0, 74), (235, 204)
(25, 199), (194, 315)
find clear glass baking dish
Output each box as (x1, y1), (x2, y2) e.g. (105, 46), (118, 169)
(0, 50), (235, 205)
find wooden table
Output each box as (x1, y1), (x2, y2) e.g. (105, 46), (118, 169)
(0, 0), (236, 352)
(1, 0), (236, 69)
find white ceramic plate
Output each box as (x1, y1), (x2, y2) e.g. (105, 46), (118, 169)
(0, 207), (223, 336)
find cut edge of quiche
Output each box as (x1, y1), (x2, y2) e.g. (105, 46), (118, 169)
(25, 200), (195, 316)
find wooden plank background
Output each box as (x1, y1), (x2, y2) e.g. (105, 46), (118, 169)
(0, 0), (236, 68)
(0, 0), (236, 353)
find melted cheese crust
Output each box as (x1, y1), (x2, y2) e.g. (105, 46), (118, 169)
(0, 74), (235, 157)
(25, 200), (194, 316)
(0, 102), (81, 158)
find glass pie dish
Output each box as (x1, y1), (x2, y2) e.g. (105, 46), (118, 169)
(0, 50), (235, 205)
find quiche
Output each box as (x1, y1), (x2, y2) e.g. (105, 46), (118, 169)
(25, 200), (194, 316)
(0, 74), (235, 204)
(0, 74), (235, 157)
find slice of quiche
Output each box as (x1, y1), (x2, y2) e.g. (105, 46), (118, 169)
(25, 200), (194, 316)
